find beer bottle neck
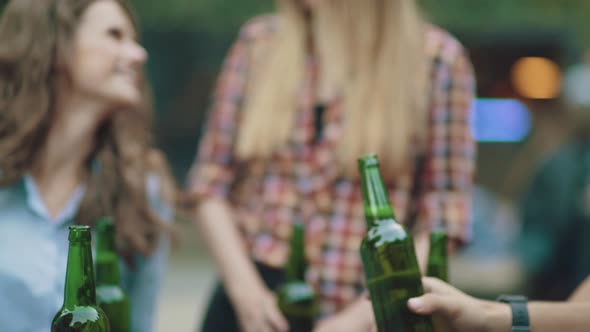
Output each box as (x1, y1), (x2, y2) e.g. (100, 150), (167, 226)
(429, 230), (448, 257)
(96, 227), (121, 285)
(64, 239), (97, 308)
(359, 164), (397, 228)
(285, 224), (306, 282)
(96, 255), (121, 286)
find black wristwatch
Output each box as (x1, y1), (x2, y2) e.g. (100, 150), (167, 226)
(496, 295), (530, 332)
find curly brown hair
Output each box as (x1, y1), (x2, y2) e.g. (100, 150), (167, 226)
(0, 0), (169, 256)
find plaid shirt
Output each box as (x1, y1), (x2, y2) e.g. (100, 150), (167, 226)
(188, 15), (476, 315)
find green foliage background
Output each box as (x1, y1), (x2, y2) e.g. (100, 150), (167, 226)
(130, 0), (590, 44)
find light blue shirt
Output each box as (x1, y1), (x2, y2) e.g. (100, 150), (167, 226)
(0, 174), (172, 332)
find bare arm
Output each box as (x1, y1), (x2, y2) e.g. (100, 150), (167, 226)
(194, 198), (265, 304)
(194, 198), (287, 332)
(407, 277), (590, 332)
(480, 300), (590, 332)
(527, 302), (590, 332)
(188, 18), (287, 332)
(569, 277), (590, 302)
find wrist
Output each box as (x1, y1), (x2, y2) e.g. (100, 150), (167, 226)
(225, 271), (267, 306)
(483, 300), (512, 332)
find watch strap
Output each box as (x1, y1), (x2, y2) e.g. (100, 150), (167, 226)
(496, 295), (530, 332)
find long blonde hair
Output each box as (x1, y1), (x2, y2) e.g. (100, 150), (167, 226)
(236, 0), (428, 177)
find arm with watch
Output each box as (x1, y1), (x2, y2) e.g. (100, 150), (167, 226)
(406, 277), (590, 332)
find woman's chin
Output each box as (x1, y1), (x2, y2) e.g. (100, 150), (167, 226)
(108, 92), (143, 111)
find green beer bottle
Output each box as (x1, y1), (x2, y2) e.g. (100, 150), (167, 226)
(277, 222), (319, 332)
(426, 229), (448, 282)
(96, 217), (130, 332)
(52, 225), (110, 332)
(358, 154), (432, 332)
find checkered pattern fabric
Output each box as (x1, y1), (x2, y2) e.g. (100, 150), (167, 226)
(187, 15), (476, 315)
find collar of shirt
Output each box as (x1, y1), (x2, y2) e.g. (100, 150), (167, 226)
(23, 174), (86, 227)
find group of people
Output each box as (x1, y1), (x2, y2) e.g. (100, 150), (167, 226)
(0, 0), (588, 331)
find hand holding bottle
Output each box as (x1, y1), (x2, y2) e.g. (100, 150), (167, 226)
(357, 155), (433, 331)
(407, 277), (511, 332)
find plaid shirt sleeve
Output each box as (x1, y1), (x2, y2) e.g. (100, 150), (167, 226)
(186, 29), (251, 202)
(418, 39), (476, 243)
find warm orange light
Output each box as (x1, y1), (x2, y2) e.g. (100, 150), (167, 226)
(511, 57), (562, 99)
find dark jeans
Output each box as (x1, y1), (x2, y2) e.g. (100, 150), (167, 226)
(199, 262), (284, 332)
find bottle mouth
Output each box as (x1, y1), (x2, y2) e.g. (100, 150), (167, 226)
(358, 153), (379, 168)
(69, 225), (92, 242)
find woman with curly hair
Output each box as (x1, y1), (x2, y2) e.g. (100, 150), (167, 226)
(0, 1), (175, 331)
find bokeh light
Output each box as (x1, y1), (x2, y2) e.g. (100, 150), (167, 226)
(511, 57), (562, 99)
(472, 98), (532, 142)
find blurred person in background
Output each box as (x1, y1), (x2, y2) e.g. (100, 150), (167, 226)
(0, 0), (176, 331)
(187, 0), (475, 331)
(518, 134), (590, 300)
(518, 49), (590, 301)
(405, 276), (590, 332)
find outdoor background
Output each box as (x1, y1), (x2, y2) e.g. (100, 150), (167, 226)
(121, 1), (590, 330)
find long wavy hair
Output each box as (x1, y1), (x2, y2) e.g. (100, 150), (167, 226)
(236, 0), (428, 177)
(0, 0), (168, 255)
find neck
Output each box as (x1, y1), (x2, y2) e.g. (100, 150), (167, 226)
(31, 90), (109, 219)
(32, 89), (110, 196)
(35, 94), (105, 180)
(64, 238), (97, 308)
